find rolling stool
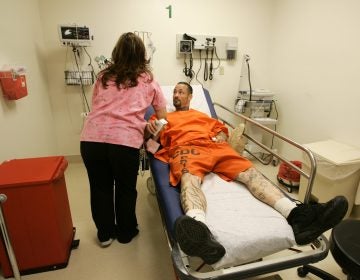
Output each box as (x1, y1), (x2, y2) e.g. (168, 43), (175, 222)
(298, 219), (360, 280)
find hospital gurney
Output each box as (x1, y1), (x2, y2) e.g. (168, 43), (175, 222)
(146, 85), (328, 280)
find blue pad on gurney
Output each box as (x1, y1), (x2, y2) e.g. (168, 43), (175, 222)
(149, 154), (182, 241)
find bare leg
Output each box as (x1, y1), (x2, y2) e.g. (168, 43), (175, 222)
(235, 167), (285, 207)
(180, 173), (206, 213)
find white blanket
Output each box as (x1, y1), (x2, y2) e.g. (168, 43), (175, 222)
(202, 173), (296, 269)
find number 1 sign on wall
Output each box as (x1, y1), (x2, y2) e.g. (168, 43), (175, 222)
(166, 5), (172, 18)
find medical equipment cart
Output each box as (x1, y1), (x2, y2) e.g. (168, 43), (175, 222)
(235, 90), (278, 163)
(0, 156), (79, 278)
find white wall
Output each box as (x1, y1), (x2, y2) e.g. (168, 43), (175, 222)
(1, 0), (359, 161)
(38, 0), (273, 156)
(0, 0), (57, 162)
(270, 0), (360, 158)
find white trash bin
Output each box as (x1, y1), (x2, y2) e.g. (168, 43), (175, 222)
(299, 140), (360, 217)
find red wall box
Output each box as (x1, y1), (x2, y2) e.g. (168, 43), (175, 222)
(0, 71), (28, 100)
(0, 156), (78, 277)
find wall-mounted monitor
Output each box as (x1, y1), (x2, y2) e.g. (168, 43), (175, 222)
(58, 25), (93, 46)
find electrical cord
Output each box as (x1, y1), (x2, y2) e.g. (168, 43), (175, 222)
(209, 38), (216, 80)
(72, 46), (91, 112)
(212, 46), (221, 71)
(209, 47), (214, 80)
(189, 54), (194, 80)
(183, 54), (195, 81)
(204, 47), (209, 81)
(245, 56), (252, 101)
(195, 49), (204, 88)
(82, 46), (96, 79)
(183, 54), (189, 76)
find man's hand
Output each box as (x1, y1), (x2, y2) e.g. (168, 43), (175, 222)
(213, 131), (228, 143)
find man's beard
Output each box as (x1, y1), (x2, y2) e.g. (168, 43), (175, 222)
(173, 99), (181, 108)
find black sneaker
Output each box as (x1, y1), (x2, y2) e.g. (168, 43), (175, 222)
(287, 196), (348, 245)
(97, 231), (115, 248)
(117, 228), (139, 244)
(174, 216), (225, 265)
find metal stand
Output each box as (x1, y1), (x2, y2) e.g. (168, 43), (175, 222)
(0, 194), (21, 280)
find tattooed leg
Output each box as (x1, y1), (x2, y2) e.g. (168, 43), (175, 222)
(180, 173), (207, 213)
(235, 167), (285, 207)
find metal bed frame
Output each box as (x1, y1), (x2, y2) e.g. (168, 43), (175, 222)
(213, 102), (317, 205)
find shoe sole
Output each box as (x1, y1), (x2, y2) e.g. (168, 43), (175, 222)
(100, 238), (114, 248)
(174, 216), (225, 265)
(296, 196), (348, 245)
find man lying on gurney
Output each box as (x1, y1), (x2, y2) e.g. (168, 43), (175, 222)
(146, 82), (348, 265)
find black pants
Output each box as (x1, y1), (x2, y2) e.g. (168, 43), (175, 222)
(80, 141), (140, 239)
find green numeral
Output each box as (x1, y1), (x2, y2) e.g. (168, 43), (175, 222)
(166, 5), (172, 18)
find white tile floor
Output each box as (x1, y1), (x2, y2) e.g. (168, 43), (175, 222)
(0, 158), (352, 279)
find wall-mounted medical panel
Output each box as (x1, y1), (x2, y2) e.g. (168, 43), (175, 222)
(176, 34), (238, 60)
(58, 24), (93, 47)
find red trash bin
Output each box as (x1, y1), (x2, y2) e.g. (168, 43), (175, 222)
(0, 156), (78, 277)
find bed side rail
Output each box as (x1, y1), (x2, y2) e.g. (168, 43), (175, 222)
(213, 102), (316, 204)
(172, 236), (328, 280)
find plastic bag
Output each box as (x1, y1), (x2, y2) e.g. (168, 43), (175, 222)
(228, 123), (246, 154)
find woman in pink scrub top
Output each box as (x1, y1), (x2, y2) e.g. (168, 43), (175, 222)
(80, 32), (167, 247)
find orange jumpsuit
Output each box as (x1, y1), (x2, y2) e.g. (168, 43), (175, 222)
(154, 109), (253, 186)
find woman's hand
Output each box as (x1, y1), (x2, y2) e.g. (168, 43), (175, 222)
(146, 120), (158, 135)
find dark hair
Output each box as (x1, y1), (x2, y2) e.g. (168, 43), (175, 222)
(100, 32), (153, 89)
(177, 81), (193, 94)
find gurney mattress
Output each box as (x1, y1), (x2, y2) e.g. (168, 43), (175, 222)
(203, 173), (296, 269)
